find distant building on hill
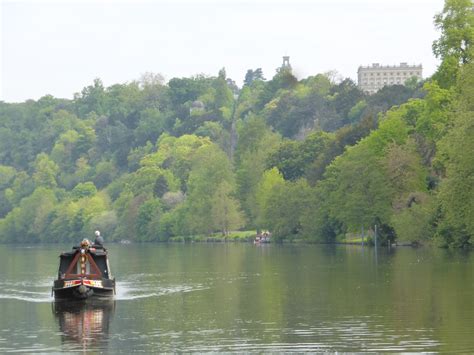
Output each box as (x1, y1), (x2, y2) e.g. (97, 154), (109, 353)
(281, 56), (291, 70)
(357, 62), (422, 94)
(277, 56), (292, 73)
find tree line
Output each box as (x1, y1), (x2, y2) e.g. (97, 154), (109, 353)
(0, 0), (472, 247)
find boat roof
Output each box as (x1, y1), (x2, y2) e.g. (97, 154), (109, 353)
(60, 247), (108, 258)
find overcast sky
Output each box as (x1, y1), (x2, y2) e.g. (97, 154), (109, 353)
(1, 0), (445, 103)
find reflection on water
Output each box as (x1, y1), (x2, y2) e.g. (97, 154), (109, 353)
(53, 300), (115, 351)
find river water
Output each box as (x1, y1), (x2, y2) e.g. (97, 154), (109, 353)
(0, 243), (472, 352)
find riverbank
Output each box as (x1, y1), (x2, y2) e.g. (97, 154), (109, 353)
(168, 231), (256, 243)
(167, 233), (421, 248)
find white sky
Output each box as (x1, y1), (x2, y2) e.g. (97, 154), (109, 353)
(1, 0), (445, 103)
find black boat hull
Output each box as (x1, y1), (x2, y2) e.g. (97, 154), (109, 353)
(53, 278), (115, 300)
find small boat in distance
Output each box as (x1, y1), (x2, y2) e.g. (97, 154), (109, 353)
(53, 239), (115, 300)
(254, 231), (271, 244)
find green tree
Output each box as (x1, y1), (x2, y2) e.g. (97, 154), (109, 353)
(384, 140), (428, 204)
(184, 144), (236, 234)
(4, 171), (35, 206)
(414, 82), (453, 142)
(436, 63), (474, 247)
(267, 131), (333, 180)
(234, 115), (281, 225)
(0, 165), (16, 189)
(391, 193), (435, 244)
(300, 185), (343, 243)
(74, 78), (107, 116)
(213, 68), (234, 114)
(136, 198), (162, 241)
(134, 108), (166, 147)
(384, 140), (434, 244)
(33, 153), (59, 188)
(0, 187), (57, 243)
(71, 182), (97, 200)
(127, 141), (154, 172)
(93, 160), (118, 189)
(329, 78), (365, 121)
(325, 144), (393, 233)
(433, 0), (474, 65)
(256, 69), (298, 110)
(255, 167), (285, 229)
(243, 68), (265, 86)
(51, 130), (80, 170)
(88, 211), (118, 240)
(211, 181), (245, 236)
(432, 0), (474, 87)
(141, 134), (212, 191)
(261, 179), (312, 241)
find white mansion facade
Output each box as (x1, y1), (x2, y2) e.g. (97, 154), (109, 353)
(357, 62), (422, 94)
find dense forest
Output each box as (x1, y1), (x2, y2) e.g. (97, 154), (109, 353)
(0, 0), (472, 247)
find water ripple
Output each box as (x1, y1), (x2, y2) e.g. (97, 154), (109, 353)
(0, 277), (54, 303)
(115, 277), (208, 301)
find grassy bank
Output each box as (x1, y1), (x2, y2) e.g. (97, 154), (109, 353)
(169, 230), (256, 243)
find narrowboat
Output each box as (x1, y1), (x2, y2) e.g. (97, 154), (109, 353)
(53, 240), (115, 300)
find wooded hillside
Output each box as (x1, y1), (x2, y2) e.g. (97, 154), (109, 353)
(0, 0), (472, 247)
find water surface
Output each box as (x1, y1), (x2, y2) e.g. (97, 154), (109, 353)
(0, 243), (472, 352)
